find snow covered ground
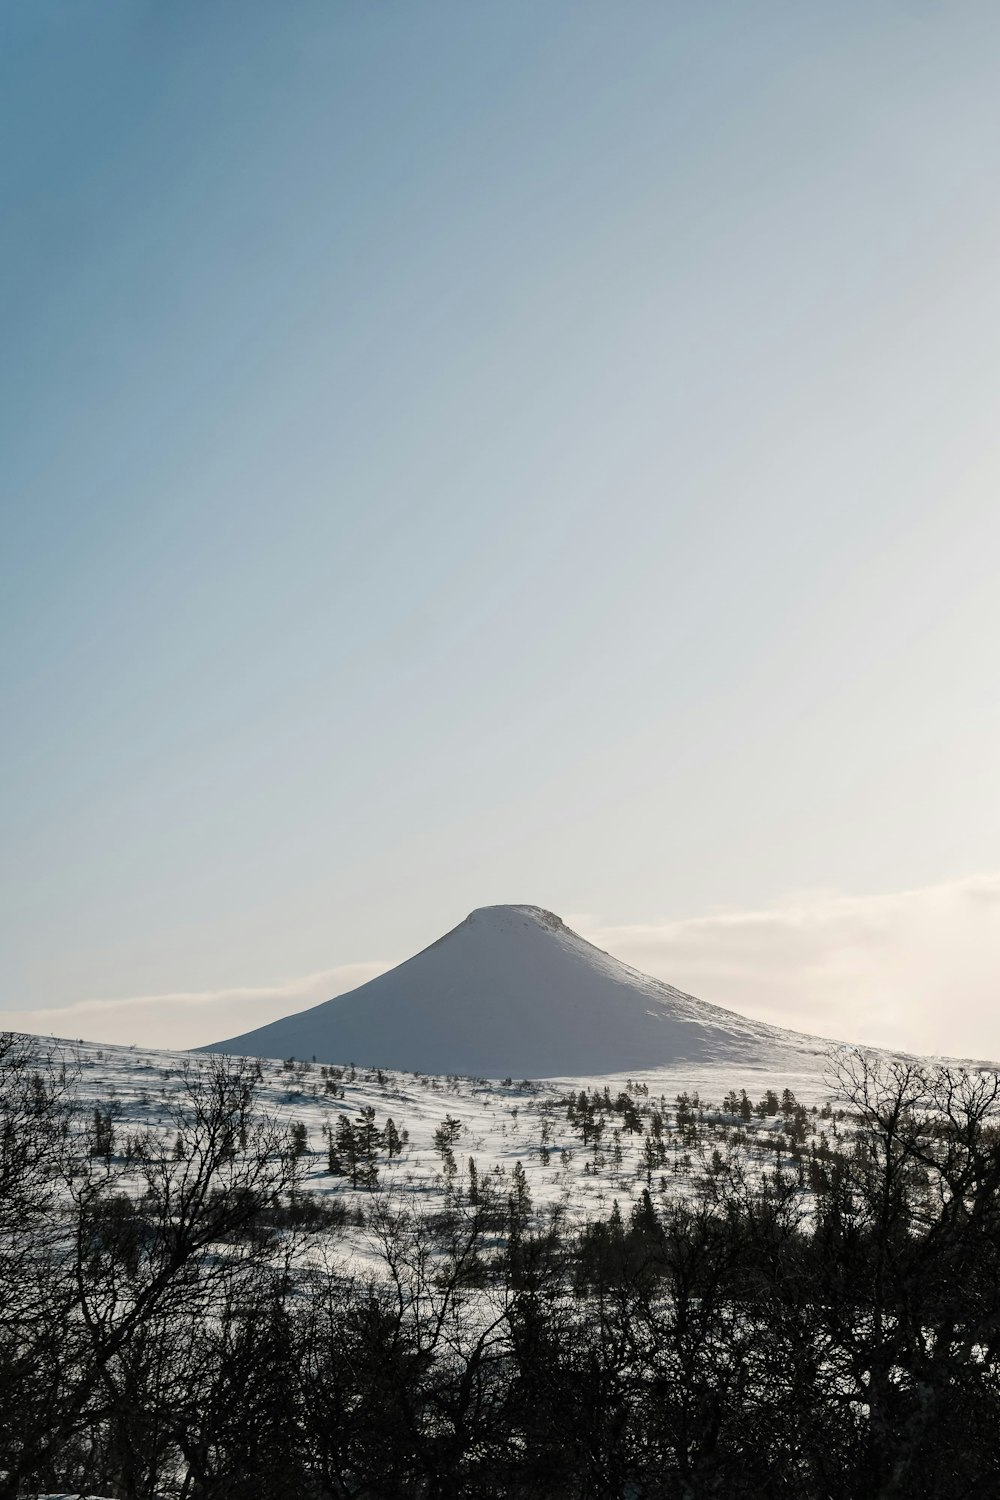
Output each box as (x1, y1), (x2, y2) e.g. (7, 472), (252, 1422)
(32, 1028), (846, 1246)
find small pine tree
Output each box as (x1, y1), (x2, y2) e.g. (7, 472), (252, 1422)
(90, 1106), (115, 1159)
(630, 1187), (659, 1241)
(334, 1115), (359, 1186)
(323, 1123), (342, 1176)
(509, 1159), (531, 1230)
(355, 1106), (381, 1155)
(353, 1106), (381, 1188)
(433, 1115), (462, 1179)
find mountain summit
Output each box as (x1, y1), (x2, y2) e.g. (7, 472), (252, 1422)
(204, 904), (830, 1077)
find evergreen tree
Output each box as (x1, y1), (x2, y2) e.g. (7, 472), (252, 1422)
(90, 1105), (115, 1158)
(432, 1115), (462, 1179)
(509, 1159), (531, 1231)
(334, 1114), (359, 1186)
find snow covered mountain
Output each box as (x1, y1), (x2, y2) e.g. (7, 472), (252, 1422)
(204, 904), (834, 1078)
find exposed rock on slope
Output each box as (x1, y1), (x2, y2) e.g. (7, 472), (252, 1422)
(204, 904), (835, 1078)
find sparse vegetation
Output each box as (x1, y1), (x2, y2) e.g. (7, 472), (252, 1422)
(2, 1035), (999, 1497)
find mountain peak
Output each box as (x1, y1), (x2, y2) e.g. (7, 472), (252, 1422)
(204, 904), (828, 1078)
(465, 904), (566, 931)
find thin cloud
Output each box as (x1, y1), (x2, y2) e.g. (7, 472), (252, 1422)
(0, 962), (390, 1051)
(577, 875), (1000, 1063)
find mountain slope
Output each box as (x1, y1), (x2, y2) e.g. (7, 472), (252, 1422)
(203, 904), (835, 1077)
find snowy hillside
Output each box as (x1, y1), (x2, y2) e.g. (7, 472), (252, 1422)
(20, 1032), (842, 1244)
(204, 904), (837, 1077)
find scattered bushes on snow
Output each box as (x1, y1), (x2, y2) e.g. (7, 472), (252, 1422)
(2, 1039), (1000, 1498)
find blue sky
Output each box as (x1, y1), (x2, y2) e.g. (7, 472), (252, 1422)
(4, 2), (1000, 1056)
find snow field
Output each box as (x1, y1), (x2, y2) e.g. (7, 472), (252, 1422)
(38, 1033), (854, 1263)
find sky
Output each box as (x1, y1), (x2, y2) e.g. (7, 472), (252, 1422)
(3, 1), (1000, 1062)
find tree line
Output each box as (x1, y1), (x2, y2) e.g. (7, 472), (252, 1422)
(2, 1033), (999, 1498)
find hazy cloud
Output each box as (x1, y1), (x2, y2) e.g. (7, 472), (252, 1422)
(0, 963), (390, 1051)
(577, 876), (1000, 1063)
